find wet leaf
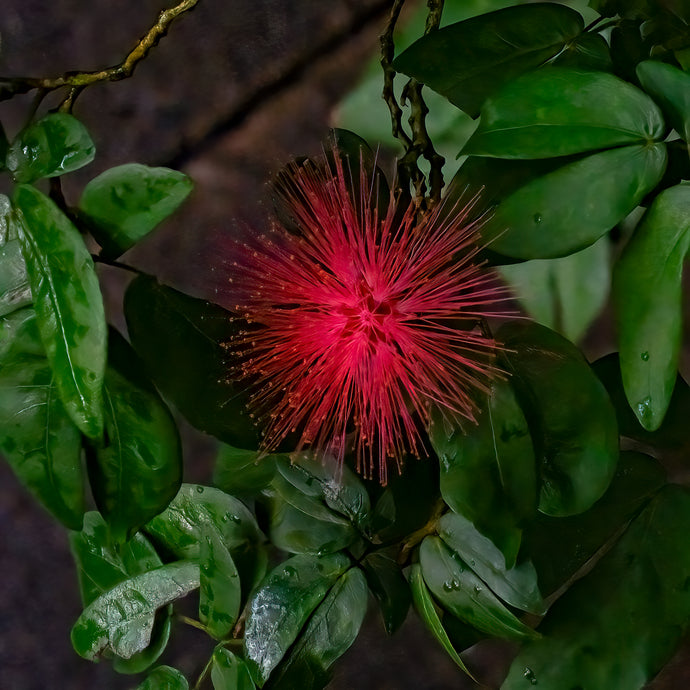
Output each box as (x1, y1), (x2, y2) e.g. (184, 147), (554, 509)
(503, 486), (690, 689)
(465, 68), (664, 158)
(0, 308), (84, 528)
(124, 275), (259, 449)
(211, 649), (255, 690)
(393, 3), (585, 117)
(361, 551), (410, 635)
(268, 568), (368, 690)
(612, 183), (690, 430)
(243, 552), (350, 686)
(214, 445), (279, 495)
(136, 665), (189, 690)
(481, 143), (667, 259)
(87, 330), (182, 542)
(430, 379), (537, 568)
(7, 112), (95, 183)
(439, 512), (544, 615)
(71, 561), (200, 661)
(79, 164), (192, 259)
(0, 196), (32, 317)
(111, 611), (172, 674)
(498, 321), (619, 517)
(420, 536), (538, 641)
(14, 184), (106, 438)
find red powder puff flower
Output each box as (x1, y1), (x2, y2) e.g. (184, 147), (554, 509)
(230, 151), (505, 483)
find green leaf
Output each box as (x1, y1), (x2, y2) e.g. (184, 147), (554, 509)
(429, 379), (537, 567)
(419, 536), (538, 641)
(212, 649), (256, 690)
(464, 68), (664, 159)
(243, 552), (351, 686)
(0, 308), (84, 528)
(361, 552), (410, 635)
(268, 567), (368, 690)
(438, 512), (544, 615)
(393, 3), (585, 118)
(637, 60), (690, 143)
(499, 321), (619, 516)
(550, 31), (613, 71)
(112, 611), (172, 674)
(612, 183), (690, 430)
(409, 564), (476, 680)
(199, 526), (242, 640)
(481, 143), (667, 259)
(498, 235), (610, 343)
(503, 486), (690, 689)
(71, 560), (200, 660)
(87, 330), (182, 542)
(136, 666), (189, 690)
(7, 113), (95, 183)
(14, 184), (106, 438)
(124, 275), (259, 449)
(214, 445), (279, 495)
(79, 164), (192, 259)
(0, 195), (32, 317)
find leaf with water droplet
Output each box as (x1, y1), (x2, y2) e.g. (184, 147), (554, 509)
(211, 648), (255, 690)
(0, 208), (32, 317)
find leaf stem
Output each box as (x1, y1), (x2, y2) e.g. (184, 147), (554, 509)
(193, 651), (215, 690)
(397, 497), (446, 565)
(177, 614), (210, 633)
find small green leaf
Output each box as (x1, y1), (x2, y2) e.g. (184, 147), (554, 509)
(214, 445), (279, 495)
(481, 143), (667, 259)
(612, 183), (690, 430)
(430, 379), (537, 567)
(7, 113), (95, 183)
(136, 666), (189, 690)
(87, 330), (182, 542)
(269, 568), (368, 690)
(409, 564), (476, 680)
(0, 195), (32, 317)
(0, 308), (84, 528)
(124, 275), (259, 449)
(14, 184), (106, 437)
(503, 486), (690, 689)
(199, 526), (242, 640)
(211, 649), (256, 690)
(393, 3), (585, 117)
(79, 164), (192, 259)
(243, 552), (351, 686)
(419, 536), (538, 641)
(439, 512), (545, 615)
(71, 561), (200, 661)
(637, 60), (690, 143)
(499, 321), (619, 516)
(361, 552), (411, 635)
(464, 68), (664, 158)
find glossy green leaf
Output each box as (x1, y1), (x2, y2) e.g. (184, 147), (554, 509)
(199, 526), (242, 640)
(481, 143), (667, 259)
(430, 379), (536, 568)
(393, 3), (585, 118)
(7, 113), (95, 183)
(214, 445), (279, 495)
(503, 486), (690, 689)
(499, 321), (619, 516)
(439, 512), (544, 615)
(112, 611), (172, 674)
(79, 164), (192, 259)
(637, 60), (690, 143)
(211, 649), (256, 690)
(419, 536), (538, 641)
(361, 552), (410, 635)
(124, 275), (259, 449)
(268, 567), (368, 690)
(14, 184), (106, 437)
(136, 666), (189, 690)
(0, 195), (32, 316)
(522, 450), (666, 596)
(499, 235), (610, 343)
(243, 552), (350, 686)
(549, 31), (613, 71)
(613, 183), (690, 430)
(0, 308), (84, 528)
(465, 68), (664, 158)
(87, 330), (182, 542)
(409, 564), (476, 680)
(71, 560), (200, 661)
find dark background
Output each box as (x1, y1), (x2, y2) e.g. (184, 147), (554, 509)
(0, 2), (689, 688)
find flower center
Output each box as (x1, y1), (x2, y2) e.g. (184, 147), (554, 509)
(339, 284), (398, 346)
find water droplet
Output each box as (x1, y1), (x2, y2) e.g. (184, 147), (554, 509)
(637, 396), (652, 422)
(196, 486), (205, 494)
(473, 585), (482, 594)
(533, 213), (542, 224)
(641, 351), (649, 361)
(470, 559), (476, 567)
(442, 580), (454, 592)
(283, 565), (298, 578)
(523, 667), (537, 684)
(200, 604), (209, 615)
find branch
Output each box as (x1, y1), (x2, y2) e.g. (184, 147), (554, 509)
(0, 0), (200, 105)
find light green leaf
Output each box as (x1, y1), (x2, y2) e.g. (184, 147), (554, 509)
(211, 649), (255, 690)
(136, 666), (189, 690)
(213, 445), (279, 495)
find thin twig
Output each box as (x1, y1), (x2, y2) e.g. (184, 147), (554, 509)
(0, 0), (200, 106)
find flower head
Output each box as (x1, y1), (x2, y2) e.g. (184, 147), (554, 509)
(230, 150), (505, 483)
